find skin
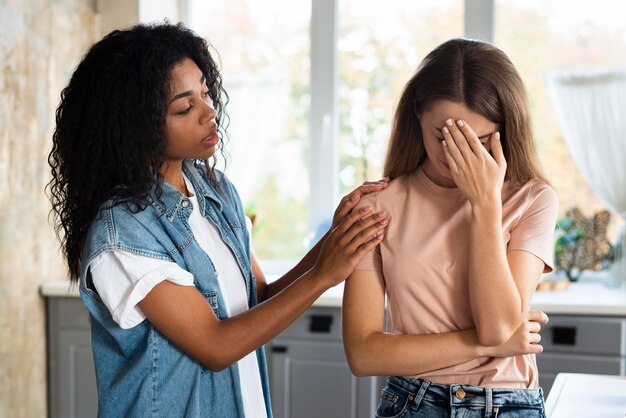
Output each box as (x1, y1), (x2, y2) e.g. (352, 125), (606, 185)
(343, 99), (548, 377)
(139, 58), (390, 371)
(438, 101), (545, 346)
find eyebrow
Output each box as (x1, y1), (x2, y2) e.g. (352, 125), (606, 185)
(168, 74), (206, 105)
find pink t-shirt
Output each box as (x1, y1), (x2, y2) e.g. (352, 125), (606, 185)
(356, 168), (559, 388)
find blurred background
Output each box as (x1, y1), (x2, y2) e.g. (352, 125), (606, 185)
(1, 0), (625, 416)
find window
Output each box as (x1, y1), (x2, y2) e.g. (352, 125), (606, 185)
(338, 0), (463, 194)
(185, 0), (467, 273)
(188, 0), (311, 271)
(184, 0), (624, 274)
(495, 0), (626, 239)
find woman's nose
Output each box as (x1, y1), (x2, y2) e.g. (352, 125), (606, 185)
(200, 100), (217, 123)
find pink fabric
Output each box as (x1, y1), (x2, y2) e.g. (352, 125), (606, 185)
(355, 168), (558, 388)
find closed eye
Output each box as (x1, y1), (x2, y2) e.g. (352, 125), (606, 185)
(478, 133), (491, 144)
(177, 106), (193, 115)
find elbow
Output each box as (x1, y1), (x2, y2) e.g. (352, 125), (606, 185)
(201, 359), (229, 373)
(200, 352), (236, 373)
(476, 326), (514, 347)
(346, 354), (368, 377)
(475, 312), (524, 347)
(344, 343), (372, 377)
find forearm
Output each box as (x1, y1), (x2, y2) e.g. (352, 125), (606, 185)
(469, 203), (524, 345)
(346, 329), (487, 377)
(262, 230), (328, 299)
(215, 270), (329, 368)
(344, 270), (498, 377)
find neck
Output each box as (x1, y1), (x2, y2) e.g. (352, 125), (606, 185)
(160, 160), (189, 196)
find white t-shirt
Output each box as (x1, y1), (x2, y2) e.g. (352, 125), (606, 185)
(89, 175), (267, 418)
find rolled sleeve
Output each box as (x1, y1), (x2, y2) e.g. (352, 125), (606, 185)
(90, 250), (194, 329)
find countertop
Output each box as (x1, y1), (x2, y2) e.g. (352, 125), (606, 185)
(41, 280), (626, 315)
(39, 278), (347, 307)
(531, 281), (626, 316)
(545, 373), (626, 418)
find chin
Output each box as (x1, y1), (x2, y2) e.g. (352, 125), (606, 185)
(199, 147), (217, 159)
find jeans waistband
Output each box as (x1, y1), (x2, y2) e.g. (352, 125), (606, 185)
(387, 376), (544, 408)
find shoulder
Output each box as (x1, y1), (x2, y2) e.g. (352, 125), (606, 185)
(522, 180), (558, 212)
(356, 174), (413, 211)
(504, 179), (559, 227)
(85, 200), (155, 245)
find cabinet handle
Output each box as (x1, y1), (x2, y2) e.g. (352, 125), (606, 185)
(552, 326), (577, 345)
(272, 346), (288, 353)
(310, 315), (333, 333)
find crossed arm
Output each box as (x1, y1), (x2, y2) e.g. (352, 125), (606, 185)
(342, 258), (547, 377)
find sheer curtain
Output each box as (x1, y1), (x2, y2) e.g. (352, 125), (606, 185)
(220, 76), (290, 204)
(546, 69), (626, 285)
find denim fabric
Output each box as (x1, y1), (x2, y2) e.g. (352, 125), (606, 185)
(79, 160), (272, 418)
(376, 376), (545, 418)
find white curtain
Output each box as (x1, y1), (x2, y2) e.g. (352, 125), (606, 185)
(546, 69), (626, 284)
(220, 76), (289, 204)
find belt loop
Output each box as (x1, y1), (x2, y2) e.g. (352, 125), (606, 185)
(413, 379), (431, 407)
(485, 387), (493, 418)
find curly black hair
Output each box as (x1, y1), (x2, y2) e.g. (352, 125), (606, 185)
(47, 22), (229, 281)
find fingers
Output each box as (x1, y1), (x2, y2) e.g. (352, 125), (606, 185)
(341, 210), (388, 247)
(334, 193), (363, 223)
(454, 119), (485, 156)
(333, 179), (389, 223)
(441, 122), (466, 167)
(527, 310), (549, 324)
(336, 206), (373, 233)
(444, 119), (500, 164)
(489, 131), (506, 167)
(525, 311), (544, 352)
(351, 227), (385, 260)
(527, 321), (542, 334)
(334, 206), (379, 235)
(528, 331), (542, 344)
(348, 212), (388, 247)
(443, 119), (476, 162)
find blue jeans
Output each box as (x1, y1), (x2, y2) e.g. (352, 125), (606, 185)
(375, 376), (546, 418)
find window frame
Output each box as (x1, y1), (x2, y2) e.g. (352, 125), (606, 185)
(155, 0), (494, 274)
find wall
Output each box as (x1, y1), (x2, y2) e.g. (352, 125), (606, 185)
(0, 1), (97, 416)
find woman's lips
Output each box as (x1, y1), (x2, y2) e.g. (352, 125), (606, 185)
(202, 131), (219, 147)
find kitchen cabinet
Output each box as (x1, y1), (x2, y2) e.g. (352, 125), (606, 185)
(46, 296), (97, 418)
(44, 291), (383, 418)
(43, 281), (626, 416)
(267, 306), (385, 418)
(537, 315), (626, 395)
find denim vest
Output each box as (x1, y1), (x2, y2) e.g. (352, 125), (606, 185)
(79, 160), (272, 418)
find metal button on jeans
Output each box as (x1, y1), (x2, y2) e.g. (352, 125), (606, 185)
(455, 388), (466, 399)
(181, 200), (190, 208)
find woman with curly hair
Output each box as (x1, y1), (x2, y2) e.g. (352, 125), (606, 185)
(48, 22), (389, 417)
(342, 39), (558, 418)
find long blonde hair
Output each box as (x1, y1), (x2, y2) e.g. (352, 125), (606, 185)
(384, 38), (548, 188)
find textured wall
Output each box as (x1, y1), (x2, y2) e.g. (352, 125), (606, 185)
(0, 1), (97, 416)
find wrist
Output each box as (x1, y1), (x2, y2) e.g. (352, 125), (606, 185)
(305, 266), (335, 294)
(471, 198), (502, 218)
(478, 344), (495, 357)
